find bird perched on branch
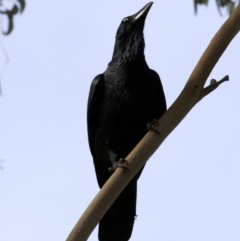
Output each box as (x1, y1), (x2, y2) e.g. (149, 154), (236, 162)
(87, 2), (166, 240)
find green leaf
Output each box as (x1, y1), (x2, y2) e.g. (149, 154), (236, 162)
(17, 0), (25, 13)
(194, 0), (209, 14)
(0, 5), (19, 35)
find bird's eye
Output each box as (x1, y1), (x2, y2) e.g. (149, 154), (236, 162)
(123, 18), (129, 23)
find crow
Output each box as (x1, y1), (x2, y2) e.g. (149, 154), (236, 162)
(87, 2), (166, 240)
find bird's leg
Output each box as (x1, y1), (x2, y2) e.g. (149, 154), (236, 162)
(147, 119), (160, 135)
(106, 141), (130, 173)
(108, 158), (130, 173)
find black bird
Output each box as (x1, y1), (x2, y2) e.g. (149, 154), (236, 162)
(87, 2), (166, 241)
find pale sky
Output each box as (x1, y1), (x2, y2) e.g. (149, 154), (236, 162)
(1, 1), (240, 241)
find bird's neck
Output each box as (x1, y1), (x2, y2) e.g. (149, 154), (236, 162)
(110, 34), (145, 66)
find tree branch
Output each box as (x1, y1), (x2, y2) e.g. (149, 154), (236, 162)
(66, 4), (240, 241)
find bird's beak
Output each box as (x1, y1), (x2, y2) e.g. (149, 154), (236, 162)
(131, 2), (153, 23)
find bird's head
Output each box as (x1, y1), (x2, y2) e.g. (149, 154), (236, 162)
(111, 2), (153, 65)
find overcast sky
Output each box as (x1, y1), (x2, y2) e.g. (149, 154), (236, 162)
(0, 1), (240, 241)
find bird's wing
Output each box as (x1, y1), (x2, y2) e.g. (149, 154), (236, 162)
(87, 74), (105, 157)
(149, 69), (167, 112)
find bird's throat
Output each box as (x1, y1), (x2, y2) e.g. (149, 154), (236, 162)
(111, 33), (145, 66)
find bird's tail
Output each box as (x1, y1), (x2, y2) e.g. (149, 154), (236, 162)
(98, 180), (137, 241)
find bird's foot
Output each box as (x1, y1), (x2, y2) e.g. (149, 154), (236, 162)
(147, 119), (160, 135)
(108, 158), (129, 173)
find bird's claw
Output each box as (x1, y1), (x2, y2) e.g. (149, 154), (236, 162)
(108, 158), (130, 173)
(147, 119), (160, 135)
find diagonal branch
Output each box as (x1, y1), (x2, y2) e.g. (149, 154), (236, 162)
(66, 4), (240, 241)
